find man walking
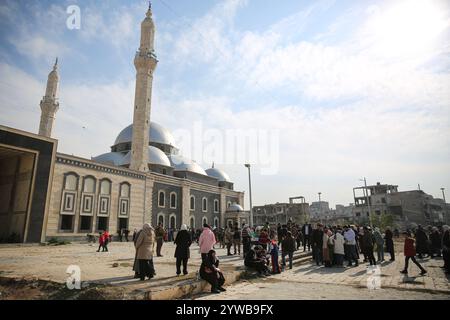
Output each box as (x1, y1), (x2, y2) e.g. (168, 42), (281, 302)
(302, 223), (312, 252)
(281, 232), (296, 270)
(400, 231), (427, 276)
(155, 223), (165, 257)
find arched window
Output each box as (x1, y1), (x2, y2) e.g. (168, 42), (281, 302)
(120, 183), (130, 197)
(202, 216), (208, 226)
(81, 176), (96, 216)
(170, 192), (177, 209)
(64, 173), (78, 191)
(214, 217), (219, 228)
(119, 182), (131, 217)
(202, 197), (207, 212)
(158, 191), (165, 207)
(190, 195), (195, 211)
(157, 213), (165, 227)
(60, 172), (79, 231)
(83, 176), (96, 193)
(214, 199), (219, 213)
(100, 179), (111, 195)
(190, 216), (195, 229)
(169, 214), (176, 229)
(227, 201), (231, 208)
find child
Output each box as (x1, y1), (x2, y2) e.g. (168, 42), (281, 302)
(400, 231), (427, 276)
(269, 239), (281, 274)
(97, 232), (104, 252)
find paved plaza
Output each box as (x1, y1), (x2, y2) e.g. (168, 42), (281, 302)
(0, 240), (449, 300)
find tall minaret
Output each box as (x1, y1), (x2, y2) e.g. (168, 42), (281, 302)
(39, 58), (59, 137)
(130, 2), (158, 172)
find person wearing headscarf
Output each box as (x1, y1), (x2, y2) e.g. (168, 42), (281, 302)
(199, 250), (226, 294)
(174, 224), (192, 276)
(135, 223), (156, 281)
(384, 226), (395, 261)
(199, 224), (217, 262)
(373, 227), (385, 263)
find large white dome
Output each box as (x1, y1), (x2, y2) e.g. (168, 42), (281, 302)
(92, 152), (124, 166)
(114, 122), (176, 147)
(120, 146), (172, 167)
(169, 154), (207, 176)
(206, 167), (231, 182)
(227, 203), (244, 212)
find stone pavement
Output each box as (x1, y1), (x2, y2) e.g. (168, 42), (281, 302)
(196, 252), (450, 300)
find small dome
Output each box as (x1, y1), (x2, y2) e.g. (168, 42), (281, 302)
(114, 122), (176, 148)
(206, 167), (231, 182)
(227, 203), (244, 212)
(119, 146), (172, 167)
(169, 154), (207, 175)
(92, 152), (125, 166)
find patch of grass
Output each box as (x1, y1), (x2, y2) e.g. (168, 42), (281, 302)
(47, 238), (71, 246)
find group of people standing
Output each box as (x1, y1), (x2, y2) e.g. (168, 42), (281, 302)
(111, 220), (450, 293)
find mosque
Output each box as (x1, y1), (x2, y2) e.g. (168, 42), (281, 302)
(0, 4), (247, 243)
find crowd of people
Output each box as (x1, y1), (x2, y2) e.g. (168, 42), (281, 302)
(95, 220), (449, 295)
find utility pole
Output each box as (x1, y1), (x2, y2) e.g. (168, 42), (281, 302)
(318, 192), (322, 224)
(245, 164), (253, 227)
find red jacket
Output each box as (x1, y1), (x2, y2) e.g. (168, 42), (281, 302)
(404, 237), (416, 257)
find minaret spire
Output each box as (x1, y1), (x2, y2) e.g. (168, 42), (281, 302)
(130, 4), (158, 172)
(38, 59), (60, 137)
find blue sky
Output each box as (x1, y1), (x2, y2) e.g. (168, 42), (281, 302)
(1, 0), (449, 208)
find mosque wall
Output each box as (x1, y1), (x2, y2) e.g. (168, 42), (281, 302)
(45, 154), (146, 241)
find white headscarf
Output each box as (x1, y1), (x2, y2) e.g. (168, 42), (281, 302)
(180, 224), (188, 231)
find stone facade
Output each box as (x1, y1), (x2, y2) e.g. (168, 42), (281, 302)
(43, 153), (244, 240)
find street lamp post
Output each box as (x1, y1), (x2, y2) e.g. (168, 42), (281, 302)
(318, 192), (322, 224)
(245, 164), (253, 227)
(441, 188), (446, 203)
(360, 177), (373, 228)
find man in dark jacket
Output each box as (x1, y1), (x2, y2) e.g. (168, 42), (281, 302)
(302, 223), (312, 251)
(362, 227), (376, 265)
(155, 223), (165, 257)
(278, 225), (288, 243)
(281, 232), (296, 269)
(312, 224), (324, 266)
